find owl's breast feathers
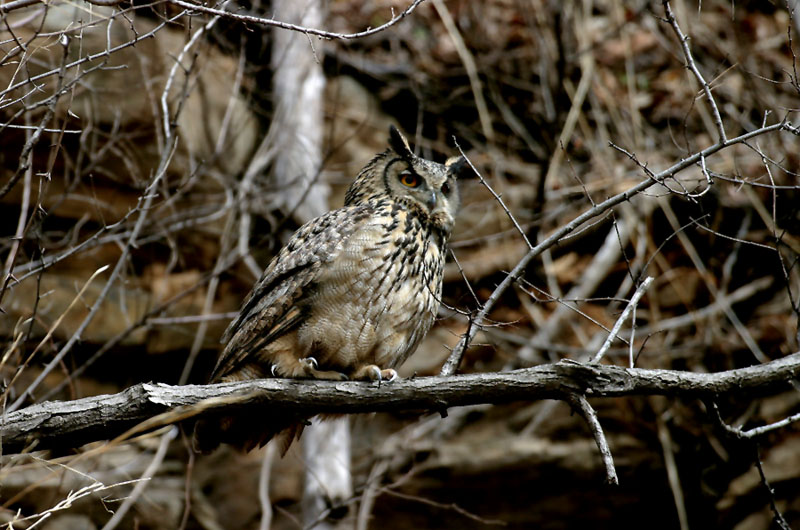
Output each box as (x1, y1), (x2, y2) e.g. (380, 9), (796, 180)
(209, 198), (445, 382)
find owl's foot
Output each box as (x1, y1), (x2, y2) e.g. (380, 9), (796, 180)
(269, 357), (348, 381)
(352, 365), (399, 382)
(299, 357), (349, 381)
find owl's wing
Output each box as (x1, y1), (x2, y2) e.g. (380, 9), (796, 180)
(210, 205), (371, 381)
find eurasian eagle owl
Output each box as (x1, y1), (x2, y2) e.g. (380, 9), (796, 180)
(194, 126), (464, 453)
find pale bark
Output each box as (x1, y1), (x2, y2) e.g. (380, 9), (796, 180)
(3, 353), (798, 455)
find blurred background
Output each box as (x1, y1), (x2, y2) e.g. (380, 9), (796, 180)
(1, 0), (799, 528)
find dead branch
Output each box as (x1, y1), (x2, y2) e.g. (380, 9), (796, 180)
(662, 0), (727, 143)
(2, 352), (799, 455)
(440, 120), (800, 376)
(166, 0), (427, 40)
(565, 393), (618, 485)
(0, 0), (124, 14)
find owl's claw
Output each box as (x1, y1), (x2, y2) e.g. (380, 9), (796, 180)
(369, 365), (381, 381)
(352, 365), (399, 383)
(301, 357), (319, 369)
(297, 357), (348, 380)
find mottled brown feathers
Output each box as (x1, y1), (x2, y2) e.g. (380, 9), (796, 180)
(193, 127), (461, 454)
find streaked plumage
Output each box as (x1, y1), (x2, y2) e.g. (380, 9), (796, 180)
(193, 126), (463, 453)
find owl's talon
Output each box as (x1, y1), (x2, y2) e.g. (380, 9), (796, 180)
(290, 357), (348, 380)
(352, 364), (398, 382)
(301, 357), (319, 369)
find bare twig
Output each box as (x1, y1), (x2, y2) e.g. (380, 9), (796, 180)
(1, 264), (110, 400)
(753, 445), (793, 530)
(167, 0), (427, 40)
(590, 276), (654, 365)
(0, 32), (68, 201)
(455, 141), (532, 250)
(100, 427), (178, 530)
(378, 488), (507, 526)
(711, 396), (796, 530)
(565, 393), (618, 485)
(0, 0), (124, 14)
(709, 401), (800, 440)
(656, 409), (689, 530)
(0, 15), (181, 103)
(356, 458), (390, 530)
(440, 120), (797, 376)
(662, 0), (727, 143)
(5, 5), (227, 413)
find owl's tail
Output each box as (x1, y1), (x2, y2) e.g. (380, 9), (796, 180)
(192, 413), (307, 456)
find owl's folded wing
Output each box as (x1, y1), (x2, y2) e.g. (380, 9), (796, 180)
(210, 205), (371, 381)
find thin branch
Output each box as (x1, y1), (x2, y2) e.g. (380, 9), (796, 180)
(455, 141), (532, 250)
(565, 393), (618, 485)
(440, 120), (798, 375)
(167, 0), (427, 40)
(0, 14), (181, 103)
(5, 5), (224, 413)
(753, 445), (792, 530)
(378, 488), (507, 526)
(0, 0), (123, 14)
(707, 401), (795, 528)
(0, 33), (68, 201)
(662, 0), (727, 143)
(709, 401), (800, 440)
(656, 410), (689, 530)
(590, 276), (654, 365)
(357, 458), (390, 530)
(99, 427), (178, 530)
(3, 352), (799, 454)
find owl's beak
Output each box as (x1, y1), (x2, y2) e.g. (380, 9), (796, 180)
(426, 190), (438, 211)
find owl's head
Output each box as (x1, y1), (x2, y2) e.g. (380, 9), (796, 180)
(345, 126), (465, 237)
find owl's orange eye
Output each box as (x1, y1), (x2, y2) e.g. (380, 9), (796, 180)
(399, 172), (421, 188)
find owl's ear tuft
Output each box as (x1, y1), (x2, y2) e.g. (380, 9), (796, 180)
(445, 155), (468, 178)
(388, 126), (413, 158)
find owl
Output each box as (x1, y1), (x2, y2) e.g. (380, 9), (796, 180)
(193, 126), (464, 453)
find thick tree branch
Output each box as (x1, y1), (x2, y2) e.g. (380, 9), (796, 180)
(2, 353), (799, 455)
